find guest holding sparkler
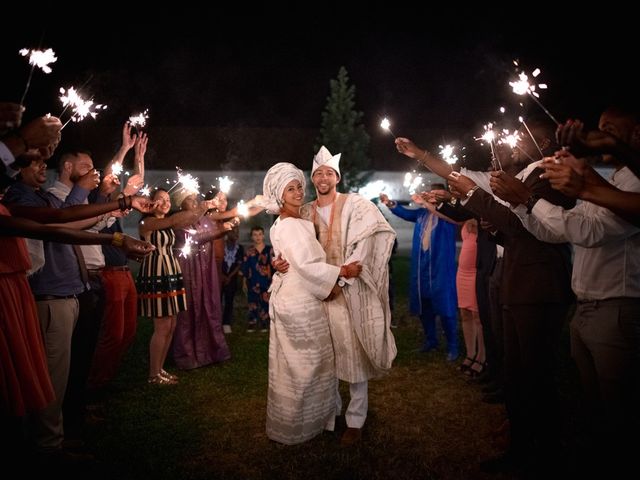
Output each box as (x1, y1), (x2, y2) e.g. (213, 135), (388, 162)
(491, 105), (640, 470)
(396, 118), (575, 472)
(137, 189), (217, 385)
(380, 186), (459, 360)
(171, 193), (231, 369)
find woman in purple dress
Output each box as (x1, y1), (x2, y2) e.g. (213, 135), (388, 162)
(172, 194), (232, 369)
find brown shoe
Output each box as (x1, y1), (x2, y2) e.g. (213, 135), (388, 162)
(340, 427), (362, 447)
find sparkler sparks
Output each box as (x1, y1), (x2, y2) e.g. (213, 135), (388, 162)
(19, 48), (57, 74)
(111, 163), (123, 176)
(358, 180), (389, 200)
(236, 200), (249, 218)
(403, 172), (423, 195)
(509, 64), (558, 125)
(218, 176), (234, 194)
(58, 87), (107, 128)
(129, 109), (149, 129)
(438, 144), (458, 165)
(18, 48), (57, 105)
(180, 235), (194, 258)
(380, 117), (397, 138)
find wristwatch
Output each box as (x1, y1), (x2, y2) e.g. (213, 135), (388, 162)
(337, 279), (346, 288)
(466, 186), (479, 199)
(525, 194), (541, 214)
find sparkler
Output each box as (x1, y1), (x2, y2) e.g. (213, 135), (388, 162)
(139, 185), (151, 197)
(358, 180), (389, 200)
(18, 48), (57, 105)
(129, 109), (149, 129)
(180, 235), (194, 258)
(438, 144), (459, 165)
(236, 200), (249, 218)
(218, 176), (234, 194)
(518, 116), (545, 159)
(403, 172), (423, 195)
(477, 123), (503, 171)
(167, 169), (200, 195)
(509, 65), (559, 125)
(380, 118), (397, 139)
(58, 87), (107, 129)
(111, 163), (123, 176)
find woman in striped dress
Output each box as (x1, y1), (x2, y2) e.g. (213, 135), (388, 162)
(137, 189), (216, 384)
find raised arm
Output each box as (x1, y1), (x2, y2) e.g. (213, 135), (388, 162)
(395, 137), (457, 179)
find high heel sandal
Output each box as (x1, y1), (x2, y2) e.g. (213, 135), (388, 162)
(160, 369), (179, 382)
(464, 359), (486, 378)
(147, 374), (177, 385)
(457, 356), (475, 373)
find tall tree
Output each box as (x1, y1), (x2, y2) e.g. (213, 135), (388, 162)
(315, 67), (371, 192)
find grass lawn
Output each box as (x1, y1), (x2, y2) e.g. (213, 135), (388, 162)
(79, 256), (581, 479)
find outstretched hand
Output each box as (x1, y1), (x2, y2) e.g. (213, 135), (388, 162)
(489, 170), (530, 205)
(395, 137), (421, 159)
(122, 235), (155, 260)
(556, 119), (616, 156)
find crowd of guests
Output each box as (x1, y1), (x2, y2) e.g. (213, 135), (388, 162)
(0, 104), (272, 465)
(2, 97), (639, 477)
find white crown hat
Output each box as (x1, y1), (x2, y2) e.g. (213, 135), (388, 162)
(311, 145), (341, 178)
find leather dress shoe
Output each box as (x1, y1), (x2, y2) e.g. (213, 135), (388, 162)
(340, 427), (362, 446)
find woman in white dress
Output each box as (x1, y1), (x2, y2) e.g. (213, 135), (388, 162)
(261, 162), (362, 445)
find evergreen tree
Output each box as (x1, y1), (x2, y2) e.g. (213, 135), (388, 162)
(315, 67), (371, 192)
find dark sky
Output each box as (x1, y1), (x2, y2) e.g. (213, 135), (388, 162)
(2, 8), (636, 143)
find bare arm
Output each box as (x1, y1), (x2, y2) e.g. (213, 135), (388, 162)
(395, 137), (457, 179)
(7, 195), (154, 223)
(139, 200), (216, 235)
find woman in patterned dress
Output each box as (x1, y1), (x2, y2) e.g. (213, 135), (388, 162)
(137, 189), (216, 384)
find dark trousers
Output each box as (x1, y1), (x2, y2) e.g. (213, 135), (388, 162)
(420, 300), (458, 354)
(502, 302), (568, 455)
(221, 283), (237, 326)
(62, 274), (104, 439)
(487, 257), (504, 384)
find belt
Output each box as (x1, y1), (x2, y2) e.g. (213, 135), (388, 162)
(87, 269), (103, 275)
(34, 294), (77, 301)
(102, 265), (130, 271)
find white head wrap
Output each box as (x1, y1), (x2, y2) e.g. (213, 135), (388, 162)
(260, 162), (306, 214)
(311, 145), (341, 178)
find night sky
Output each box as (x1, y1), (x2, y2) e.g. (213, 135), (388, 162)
(2, 8), (636, 168)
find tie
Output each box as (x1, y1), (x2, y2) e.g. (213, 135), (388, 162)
(72, 244), (89, 288)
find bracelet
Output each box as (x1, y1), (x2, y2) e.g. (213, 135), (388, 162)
(419, 149), (429, 164)
(111, 232), (125, 248)
(125, 195), (132, 209)
(118, 197), (127, 211)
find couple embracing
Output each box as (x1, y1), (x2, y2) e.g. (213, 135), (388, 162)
(261, 147), (396, 445)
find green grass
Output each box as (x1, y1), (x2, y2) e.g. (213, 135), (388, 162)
(81, 256), (581, 479)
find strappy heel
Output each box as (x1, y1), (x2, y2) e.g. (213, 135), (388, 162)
(160, 369), (179, 382)
(457, 356), (475, 373)
(464, 359), (486, 378)
(147, 374), (177, 385)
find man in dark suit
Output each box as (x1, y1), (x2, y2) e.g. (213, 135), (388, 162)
(396, 119), (575, 472)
